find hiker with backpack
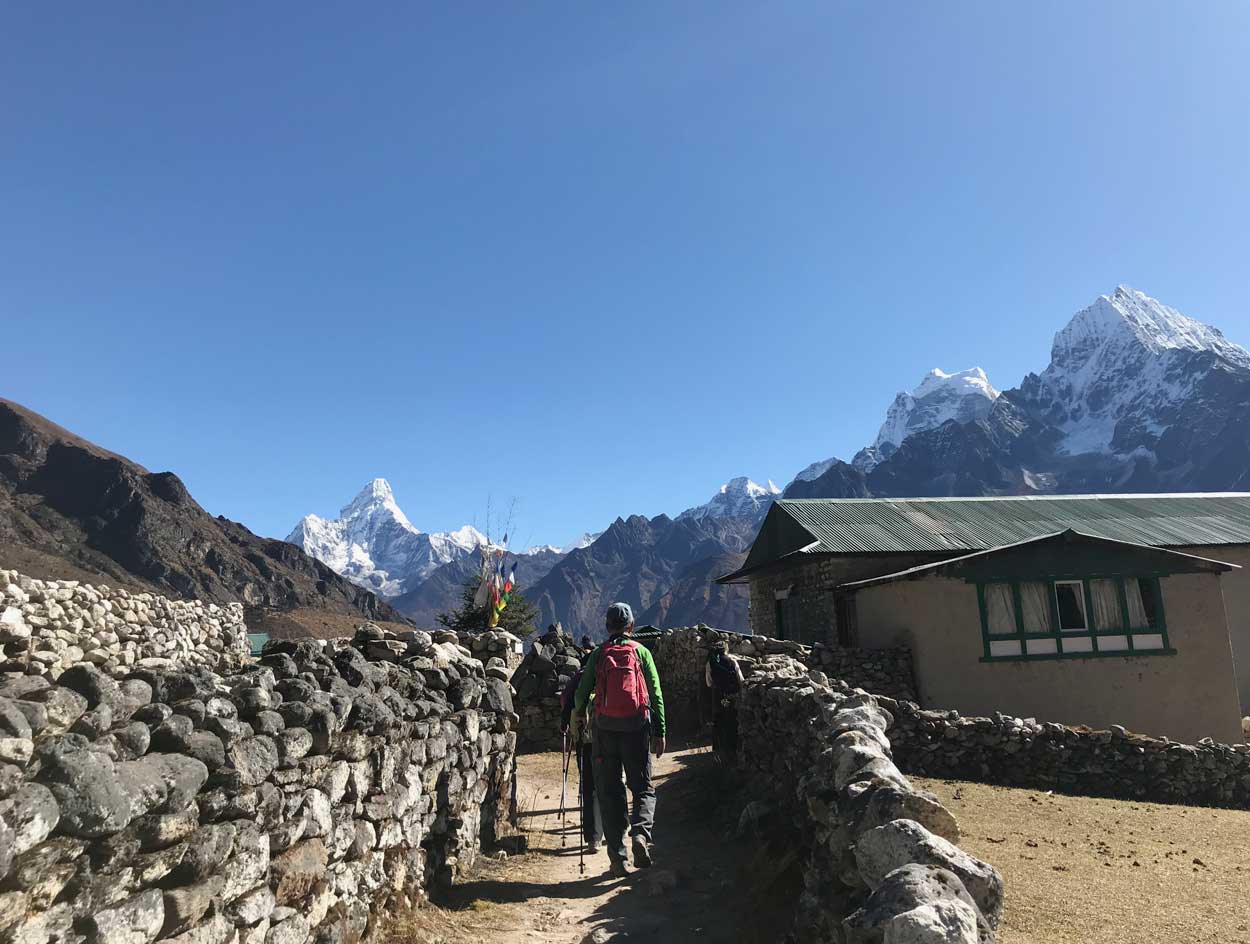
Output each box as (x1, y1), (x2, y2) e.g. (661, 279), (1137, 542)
(705, 636), (744, 759)
(573, 602), (666, 878)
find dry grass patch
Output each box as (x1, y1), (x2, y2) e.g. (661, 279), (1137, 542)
(916, 777), (1250, 944)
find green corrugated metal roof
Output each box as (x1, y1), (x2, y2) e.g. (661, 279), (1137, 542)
(778, 493), (1250, 555)
(716, 493), (1250, 584)
(840, 530), (1238, 590)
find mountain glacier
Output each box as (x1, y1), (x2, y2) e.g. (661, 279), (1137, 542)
(1021, 285), (1250, 456)
(852, 368), (1000, 472)
(286, 479), (484, 598)
(676, 476), (781, 521)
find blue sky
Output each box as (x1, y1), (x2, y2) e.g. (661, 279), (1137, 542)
(4, 2), (1249, 549)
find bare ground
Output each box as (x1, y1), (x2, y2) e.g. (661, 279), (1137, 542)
(383, 746), (798, 944)
(916, 777), (1250, 944)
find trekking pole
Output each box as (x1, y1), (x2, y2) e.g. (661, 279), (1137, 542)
(559, 730), (570, 846)
(578, 749), (585, 875)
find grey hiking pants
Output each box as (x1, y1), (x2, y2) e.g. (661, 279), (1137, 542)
(592, 723), (655, 863)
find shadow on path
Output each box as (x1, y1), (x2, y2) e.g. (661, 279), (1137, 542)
(578, 748), (800, 944)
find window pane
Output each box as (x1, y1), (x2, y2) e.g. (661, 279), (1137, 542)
(1099, 635), (1129, 651)
(1061, 636), (1094, 653)
(1125, 579), (1148, 628)
(1138, 579), (1162, 630)
(1019, 582), (1053, 633)
(990, 639), (1022, 657)
(1026, 638), (1058, 655)
(1133, 633), (1165, 650)
(984, 584), (1015, 635)
(1089, 578), (1123, 630)
(1054, 581), (1088, 631)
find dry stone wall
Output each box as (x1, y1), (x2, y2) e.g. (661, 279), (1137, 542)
(650, 626), (914, 735)
(1, 570), (249, 679)
(0, 572), (517, 944)
(735, 657), (1002, 943)
(509, 627), (585, 752)
(454, 630), (524, 677)
(885, 698), (1250, 810)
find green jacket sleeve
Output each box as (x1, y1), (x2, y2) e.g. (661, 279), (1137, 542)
(637, 645), (666, 737)
(573, 649), (599, 715)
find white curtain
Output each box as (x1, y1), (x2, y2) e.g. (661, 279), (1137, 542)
(984, 584), (1015, 634)
(1019, 582), (1053, 633)
(1089, 578), (1123, 631)
(1125, 578), (1149, 629)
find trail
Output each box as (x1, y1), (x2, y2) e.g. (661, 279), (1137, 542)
(404, 746), (791, 944)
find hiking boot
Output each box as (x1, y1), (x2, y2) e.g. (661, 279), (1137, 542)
(586, 840), (600, 855)
(631, 835), (652, 869)
(609, 857), (629, 878)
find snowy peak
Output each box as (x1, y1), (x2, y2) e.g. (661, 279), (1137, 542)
(853, 367), (1000, 471)
(1052, 285), (1250, 373)
(792, 456), (840, 484)
(340, 477), (418, 534)
(678, 476), (780, 521)
(1030, 286), (1250, 455)
(287, 480), (485, 598)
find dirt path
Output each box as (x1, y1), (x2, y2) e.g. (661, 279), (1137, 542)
(387, 746), (791, 944)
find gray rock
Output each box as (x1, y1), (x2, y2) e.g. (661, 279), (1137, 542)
(0, 815), (12, 881)
(137, 753), (209, 812)
(42, 743), (142, 837)
(112, 721), (152, 758)
(134, 810), (201, 851)
(267, 913), (310, 944)
(224, 885), (275, 927)
(161, 912), (233, 944)
(221, 824), (270, 903)
(162, 874), (225, 935)
(2, 783), (59, 854)
(185, 731), (226, 770)
(90, 888), (165, 944)
(6, 900), (75, 944)
(0, 890), (26, 934)
(228, 736), (279, 786)
(170, 822), (237, 883)
(28, 686), (88, 734)
(9, 700), (48, 736)
(855, 820), (1003, 930)
(250, 710), (285, 736)
(844, 864), (990, 944)
(0, 698), (33, 740)
(0, 737), (32, 766)
(57, 664), (124, 712)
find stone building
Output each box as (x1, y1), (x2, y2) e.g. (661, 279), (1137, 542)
(719, 494), (1250, 737)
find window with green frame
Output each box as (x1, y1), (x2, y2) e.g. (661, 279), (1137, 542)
(976, 575), (1171, 661)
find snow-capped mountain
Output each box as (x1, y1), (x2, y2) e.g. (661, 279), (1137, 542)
(1019, 285), (1250, 456)
(287, 478), (485, 598)
(787, 285), (1250, 501)
(852, 368), (1000, 472)
(677, 476), (781, 521)
(793, 456), (841, 484)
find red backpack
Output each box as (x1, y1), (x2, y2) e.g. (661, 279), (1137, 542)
(595, 639), (649, 720)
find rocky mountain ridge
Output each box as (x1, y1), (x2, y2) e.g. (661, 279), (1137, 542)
(0, 398), (399, 623)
